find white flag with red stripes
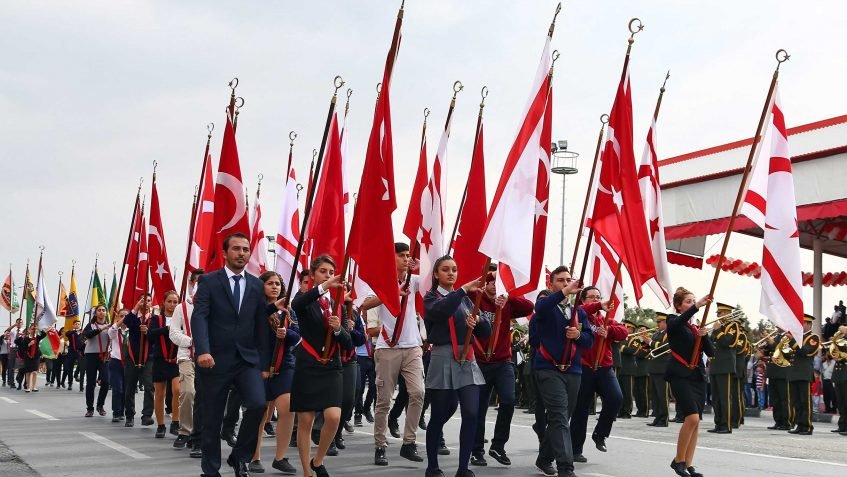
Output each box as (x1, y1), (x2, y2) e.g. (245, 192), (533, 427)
(739, 86), (803, 341)
(637, 117), (672, 308)
(275, 164), (305, 290)
(586, 234), (624, 322)
(246, 190), (268, 276)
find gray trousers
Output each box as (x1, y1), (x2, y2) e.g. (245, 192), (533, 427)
(536, 369), (581, 472)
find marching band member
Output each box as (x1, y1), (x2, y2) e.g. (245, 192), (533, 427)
(125, 294), (155, 427)
(832, 325), (847, 435)
(249, 271), (300, 475)
(290, 254), (352, 477)
(666, 287), (713, 477)
(469, 268), (534, 467)
(786, 314), (821, 435)
(423, 255), (491, 477)
(82, 304), (111, 416)
(764, 329), (792, 430)
(570, 286), (623, 464)
(633, 324), (652, 418)
(365, 243), (426, 467)
(147, 291), (182, 438)
(647, 313), (671, 427)
(707, 303), (739, 434)
(531, 266), (591, 477)
(732, 325), (750, 429)
(618, 320), (638, 419)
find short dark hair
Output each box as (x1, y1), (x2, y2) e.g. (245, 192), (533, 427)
(579, 286), (600, 304)
(299, 272), (309, 283)
(488, 262), (498, 272)
(550, 266), (570, 279)
(190, 269), (204, 280)
(309, 254), (336, 275)
(141, 292), (152, 299)
(223, 232), (250, 251)
(395, 242), (410, 253)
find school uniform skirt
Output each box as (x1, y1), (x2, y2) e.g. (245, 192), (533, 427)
(266, 364), (295, 401)
(23, 356), (40, 373)
(425, 344), (485, 390)
(290, 349), (342, 412)
(152, 357), (179, 383)
(668, 374), (706, 418)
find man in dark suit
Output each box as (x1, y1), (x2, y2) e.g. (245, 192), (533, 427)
(192, 233), (274, 477)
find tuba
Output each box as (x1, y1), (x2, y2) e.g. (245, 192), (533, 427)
(771, 335), (794, 367)
(830, 330), (847, 362)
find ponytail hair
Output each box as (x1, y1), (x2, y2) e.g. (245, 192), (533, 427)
(430, 255), (456, 291)
(672, 287), (693, 312)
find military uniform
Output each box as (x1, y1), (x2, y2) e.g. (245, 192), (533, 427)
(765, 332), (792, 430)
(707, 317), (738, 433)
(633, 330), (651, 418)
(832, 338), (847, 433)
(646, 314), (670, 427)
(732, 329), (750, 428)
(787, 315), (821, 435)
(617, 321), (638, 418)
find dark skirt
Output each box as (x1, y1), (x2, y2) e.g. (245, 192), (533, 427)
(23, 356), (40, 373)
(668, 374), (706, 418)
(152, 357), (179, 383)
(266, 365), (295, 401)
(290, 351), (342, 412)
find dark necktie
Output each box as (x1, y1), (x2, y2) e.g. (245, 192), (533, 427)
(232, 275), (242, 313)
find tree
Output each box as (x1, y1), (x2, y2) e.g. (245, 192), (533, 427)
(622, 294), (657, 328)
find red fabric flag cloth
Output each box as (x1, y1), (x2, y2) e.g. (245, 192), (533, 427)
(134, 212), (149, 302)
(347, 10), (403, 316)
(453, 122), (488, 286)
(205, 114), (249, 271)
(120, 198), (142, 308)
(479, 38), (553, 296)
(403, 130), (428, 246)
(246, 190), (268, 277)
(307, 111), (346, 268)
(590, 57), (656, 302)
(275, 165), (305, 289)
(188, 151), (215, 275)
(148, 178), (176, 301)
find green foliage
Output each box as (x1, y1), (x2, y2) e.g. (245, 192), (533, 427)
(622, 294), (657, 328)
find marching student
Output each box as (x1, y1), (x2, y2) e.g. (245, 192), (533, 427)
(63, 320), (83, 392)
(17, 324), (46, 393)
(106, 309), (130, 422)
(147, 290), (182, 438)
(249, 271), (300, 475)
(290, 254), (352, 477)
(353, 311), (375, 428)
(82, 304), (111, 416)
(469, 268), (534, 467)
(423, 255), (491, 477)
(0, 327), (9, 387)
(336, 305), (366, 452)
(4, 320), (21, 388)
(665, 287), (713, 477)
(531, 266), (591, 477)
(170, 269), (202, 453)
(570, 286), (623, 463)
(52, 326), (67, 388)
(124, 293), (155, 427)
(364, 243), (426, 467)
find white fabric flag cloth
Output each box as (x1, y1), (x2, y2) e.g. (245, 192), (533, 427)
(739, 87), (804, 342)
(586, 234), (624, 322)
(246, 192), (268, 276)
(36, 266), (57, 329)
(275, 167), (304, 290)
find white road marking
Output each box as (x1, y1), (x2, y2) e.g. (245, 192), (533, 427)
(0, 397), (19, 403)
(79, 432), (150, 460)
(610, 435), (847, 467)
(25, 409), (58, 420)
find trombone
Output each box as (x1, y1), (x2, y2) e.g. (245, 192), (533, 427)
(701, 308), (747, 328)
(627, 327), (658, 338)
(752, 329), (780, 347)
(650, 343), (671, 358)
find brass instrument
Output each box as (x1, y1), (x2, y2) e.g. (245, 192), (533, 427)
(752, 329), (780, 348)
(649, 342), (670, 358)
(771, 335), (794, 367)
(701, 308), (747, 328)
(627, 327), (658, 338)
(827, 330), (847, 361)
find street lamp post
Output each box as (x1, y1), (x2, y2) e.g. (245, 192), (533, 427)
(551, 140), (579, 265)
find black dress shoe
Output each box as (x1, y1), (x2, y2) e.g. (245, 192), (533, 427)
(310, 459), (329, 477)
(673, 416), (685, 423)
(170, 421), (180, 436)
(271, 458), (296, 475)
(425, 469), (445, 477)
(354, 414), (363, 427)
(326, 441), (338, 457)
(388, 417), (401, 438)
(534, 457), (557, 477)
(125, 418), (134, 427)
(670, 459), (691, 477)
(454, 470), (476, 477)
(221, 431), (237, 447)
(141, 416), (154, 426)
(155, 425), (167, 438)
(227, 454), (250, 477)
(488, 447), (511, 465)
(400, 442), (423, 462)
(84, 410), (94, 418)
(311, 430), (321, 446)
(438, 439), (450, 455)
(831, 428), (845, 433)
(707, 428), (731, 434)
(334, 436), (346, 450)
(374, 447), (388, 466)
(173, 434), (189, 449)
(573, 453), (588, 463)
(364, 408), (374, 423)
(592, 433), (607, 452)
(687, 466), (704, 477)
(190, 441), (203, 458)
(470, 451), (487, 466)
(97, 407), (107, 416)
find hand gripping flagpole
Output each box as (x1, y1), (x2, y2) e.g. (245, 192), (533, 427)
(689, 49), (789, 369)
(180, 123), (215, 298)
(274, 75), (344, 370)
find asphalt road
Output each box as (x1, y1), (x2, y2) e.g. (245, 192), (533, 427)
(1, 375), (845, 477)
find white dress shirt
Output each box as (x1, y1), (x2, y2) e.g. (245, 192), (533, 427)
(224, 266), (246, 311)
(370, 275), (423, 349)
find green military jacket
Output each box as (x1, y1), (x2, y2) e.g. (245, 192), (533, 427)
(708, 321), (739, 376)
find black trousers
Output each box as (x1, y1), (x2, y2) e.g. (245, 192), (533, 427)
(198, 361), (265, 475)
(634, 375), (649, 416)
(124, 361), (154, 419)
(823, 379), (837, 412)
(191, 367), (204, 442)
(473, 362), (516, 453)
(63, 353), (80, 388)
(617, 374), (633, 417)
(789, 380), (813, 432)
(769, 378), (791, 427)
(0, 353), (7, 384)
(834, 380), (847, 431)
(84, 356), (109, 411)
(53, 356), (65, 385)
(222, 386), (242, 435)
(536, 369), (580, 473)
(389, 375), (408, 420)
(649, 373), (669, 425)
(355, 356), (376, 415)
(731, 377), (744, 427)
(710, 373), (733, 430)
(338, 360), (359, 436)
(571, 367), (622, 455)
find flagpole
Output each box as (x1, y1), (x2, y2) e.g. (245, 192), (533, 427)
(407, 106), (430, 257)
(56, 271), (63, 328)
(271, 75), (345, 372)
(17, 261), (30, 327)
(180, 124), (215, 297)
(233, 96), (245, 133)
(286, 131), (297, 181)
(571, 115), (607, 275)
(689, 49), (789, 368)
(226, 78), (239, 132)
(31, 246), (45, 328)
(115, 179), (143, 313)
(448, 86), (488, 252)
(83, 263), (94, 326)
(8, 263), (13, 326)
(461, 2), (562, 363)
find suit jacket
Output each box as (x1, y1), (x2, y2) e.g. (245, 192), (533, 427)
(291, 286), (353, 368)
(664, 305), (715, 381)
(191, 268), (272, 371)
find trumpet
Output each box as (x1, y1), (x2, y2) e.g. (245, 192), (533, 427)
(752, 329), (780, 347)
(627, 327), (658, 338)
(701, 308), (747, 328)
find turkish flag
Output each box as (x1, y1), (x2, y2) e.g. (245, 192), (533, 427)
(307, 111), (346, 269)
(347, 6), (403, 315)
(205, 114), (249, 271)
(120, 196), (142, 308)
(148, 177), (176, 302)
(479, 37), (552, 296)
(453, 121), (488, 286)
(187, 151), (215, 275)
(591, 56), (656, 301)
(403, 128), (428, 246)
(134, 211), (149, 302)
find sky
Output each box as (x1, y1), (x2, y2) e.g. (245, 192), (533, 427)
(2, 0), (845, 323)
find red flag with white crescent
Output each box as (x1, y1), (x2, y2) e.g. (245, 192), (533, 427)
(148, 177), (176, 301)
